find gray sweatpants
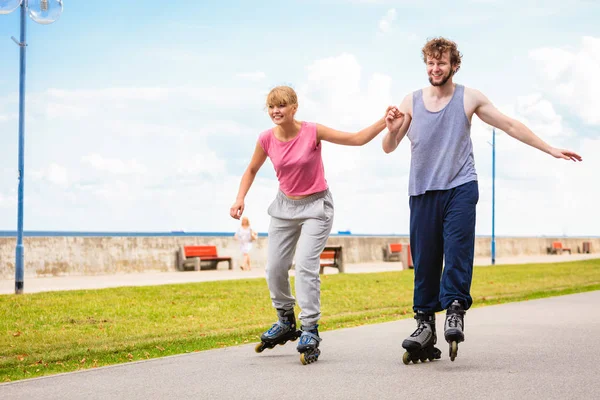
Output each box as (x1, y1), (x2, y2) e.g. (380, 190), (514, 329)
(265, 189), (334, 327)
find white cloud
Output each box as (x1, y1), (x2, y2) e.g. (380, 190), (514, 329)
(529, 48), (574, 81)
(81, 154), (148, 175)
(289, 53), (408, 234)
(0, 82), (268, 231)
(378, 8), (397, 34)
(31, 163), (69, 186)
(39, 86), (264, 119)
(529, 36), (600, 125)
(510, 94), (567, 138)
(46, 163), (69, 186)
(0, 42), (595, 236)
(177, 152), (227, 177)
(47, 88), (170, 102)
(0, 192), (16, 209)
(299, 53), (392, 128)
(236, 71), (266, 81)
(468, 92), (595, 236)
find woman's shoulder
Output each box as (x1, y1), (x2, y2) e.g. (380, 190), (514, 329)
(258, 128), (274, 152)
(303, 121), (317, 130)
(299, 121), (318, 139)
(258, 128), (274, 141)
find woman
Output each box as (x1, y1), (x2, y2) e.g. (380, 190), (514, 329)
(234, 216), (257, 271)
(230, 86), (402, 364)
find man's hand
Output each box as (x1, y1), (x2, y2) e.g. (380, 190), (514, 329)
(230, 199), (245, 219)
(548, 147), (583, 162)
(385, 106), (404, 133)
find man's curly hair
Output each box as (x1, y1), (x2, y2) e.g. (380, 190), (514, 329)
(422, 37), (462, 73)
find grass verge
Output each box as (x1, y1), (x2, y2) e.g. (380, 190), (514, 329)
(1, 258), (599, 382)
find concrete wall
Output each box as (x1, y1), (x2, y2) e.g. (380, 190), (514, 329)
(0, 235), (598, 279)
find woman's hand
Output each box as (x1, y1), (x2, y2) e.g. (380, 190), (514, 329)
(230, 199), (245, 219)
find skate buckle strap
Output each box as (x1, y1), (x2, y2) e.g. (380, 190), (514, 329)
(415, 312), (435, 322)
(300, 331), (322, 343)
(267, 320), (290, 335)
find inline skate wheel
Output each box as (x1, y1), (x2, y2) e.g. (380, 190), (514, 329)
(402, 351), (411, 365)
(300, 353), (308, 365)
(428, 347), (442, 361)
(300, 350), (319, 365)
(449, 341), (458, 361)
(255, 343), (265, 353)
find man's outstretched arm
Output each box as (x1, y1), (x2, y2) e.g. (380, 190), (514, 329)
(472, 89), (582, 162)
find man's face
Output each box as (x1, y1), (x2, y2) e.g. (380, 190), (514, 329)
(426, 51), (455, 87)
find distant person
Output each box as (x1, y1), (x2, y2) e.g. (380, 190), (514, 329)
(230, 85), (402, 364)
(234, 216), (257, 271)
(382, 37), (582, 364)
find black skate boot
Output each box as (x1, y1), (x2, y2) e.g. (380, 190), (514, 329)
(255, 308), (301, 353)
(297, 324), (321, 365)
(401, 311), (442, 365)
(444, 300), (466, 362)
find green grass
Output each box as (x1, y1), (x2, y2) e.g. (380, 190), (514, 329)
(1, 258), (600, 382)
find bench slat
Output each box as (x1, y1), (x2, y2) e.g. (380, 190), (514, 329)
(184, 245), (218, 258)
(388, 243), (402, 253)
(320, 251), (336, 259)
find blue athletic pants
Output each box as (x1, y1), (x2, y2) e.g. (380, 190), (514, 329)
(409, 180), (479, 313)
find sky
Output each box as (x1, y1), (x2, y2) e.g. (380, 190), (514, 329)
(0, 0), (598, 236)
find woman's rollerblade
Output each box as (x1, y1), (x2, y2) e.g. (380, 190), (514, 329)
(401, 311), (442, 365)
(444, 300), (465, 361)
(297, 325), (321, 365)
(255, 308), (301, 353)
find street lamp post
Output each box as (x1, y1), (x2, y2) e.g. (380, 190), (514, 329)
(491, 128), (496, 265)
(0, 0), (63, 294)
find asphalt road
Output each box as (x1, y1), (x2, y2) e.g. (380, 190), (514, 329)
(1, 291), (599, 399)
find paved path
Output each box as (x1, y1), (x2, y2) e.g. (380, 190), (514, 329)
(1, 253), (598, 295)
(1, 291), (599, 399)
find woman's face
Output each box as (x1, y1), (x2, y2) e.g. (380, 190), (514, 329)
(268, 103), (297, 125)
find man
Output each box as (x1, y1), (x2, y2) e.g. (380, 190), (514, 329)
(382, 37), (582, 364)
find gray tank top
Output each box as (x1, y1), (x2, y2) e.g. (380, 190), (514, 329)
(407, 84), (477, 196)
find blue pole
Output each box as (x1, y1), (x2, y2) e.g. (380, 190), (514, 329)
(491, 128), (496, 265)
(15, 0), (27, 294)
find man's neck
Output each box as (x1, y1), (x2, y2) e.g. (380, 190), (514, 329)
(428, 80), (456, 98)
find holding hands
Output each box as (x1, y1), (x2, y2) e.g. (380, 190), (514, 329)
(385, 106), (404, 133)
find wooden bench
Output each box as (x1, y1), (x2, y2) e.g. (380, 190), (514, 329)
(319, 245), (344, 274)
(177, 245), (232, 271)
(581, 241), (591, 254)
(382, 243), (403, 262)
(548, 241), (572, 255)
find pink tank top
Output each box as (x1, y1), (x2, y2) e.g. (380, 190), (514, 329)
(258, 121), (328, 196)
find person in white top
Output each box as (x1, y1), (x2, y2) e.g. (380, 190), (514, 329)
(234, 216), (257, 271)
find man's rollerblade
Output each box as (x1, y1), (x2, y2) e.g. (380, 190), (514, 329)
(444, 300), (466, 362)
(297, 325), (321, 365)
(401, 311), (442, 365)
(255, 308), (301, 353)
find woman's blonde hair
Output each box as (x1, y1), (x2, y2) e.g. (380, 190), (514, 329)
(266, 86), (298, 108)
